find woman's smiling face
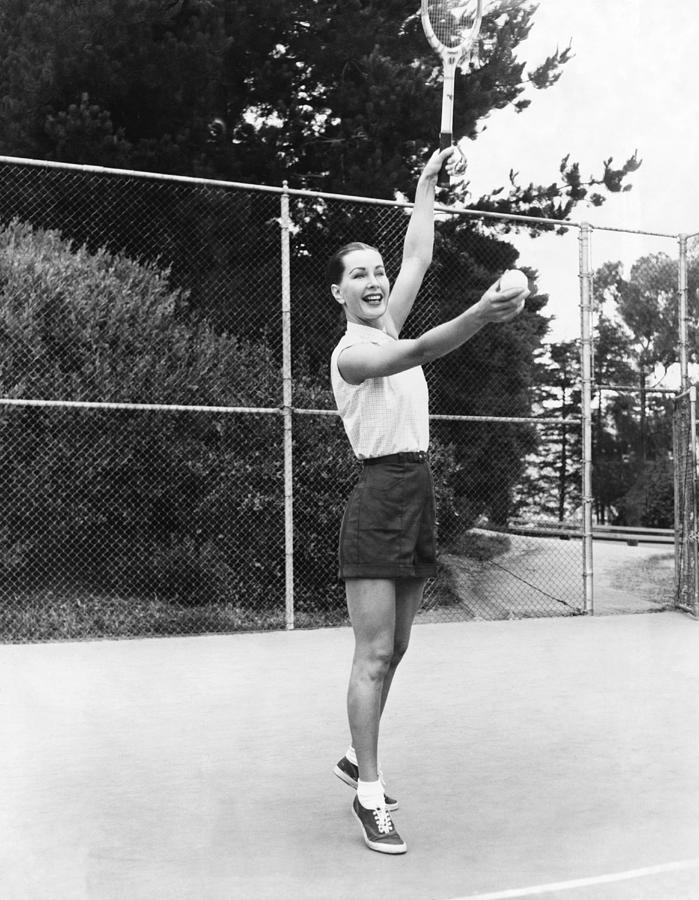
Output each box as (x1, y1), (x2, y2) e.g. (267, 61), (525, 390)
(331, 248), (390, 327)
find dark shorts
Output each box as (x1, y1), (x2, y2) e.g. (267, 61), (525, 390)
(338, 453), (438, 580)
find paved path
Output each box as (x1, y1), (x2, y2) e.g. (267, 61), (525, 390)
(591, 540), (674, 614)
(2, 612), (698, 899)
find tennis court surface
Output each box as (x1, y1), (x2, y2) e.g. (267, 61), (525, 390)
(2, 611), (698, 899)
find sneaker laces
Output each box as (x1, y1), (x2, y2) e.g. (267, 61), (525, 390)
(372, 806), (394, 835)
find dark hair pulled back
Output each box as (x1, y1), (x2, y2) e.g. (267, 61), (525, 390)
(325, 242), (380, 291)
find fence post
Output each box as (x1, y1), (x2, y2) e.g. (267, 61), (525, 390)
(578, 223), (594, 615)
(673, 390), (681, 608)
(690, 386), (699, 617)
(678, 233), (689, 391)
(280, 183), (294, 630)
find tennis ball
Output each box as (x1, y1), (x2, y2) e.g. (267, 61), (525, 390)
(498, 269), (528, 314)
(498, 269), (529, 292)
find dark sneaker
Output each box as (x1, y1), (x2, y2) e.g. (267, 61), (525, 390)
(352, 796), (407, 854)
(333, 756), (399, 811)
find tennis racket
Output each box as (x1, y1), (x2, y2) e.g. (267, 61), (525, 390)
(420, 0), (484, 186)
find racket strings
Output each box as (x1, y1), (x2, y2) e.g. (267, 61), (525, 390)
(426, 0), (481, 50)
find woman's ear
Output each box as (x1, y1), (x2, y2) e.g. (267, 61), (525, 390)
(331, 284), (344, 305)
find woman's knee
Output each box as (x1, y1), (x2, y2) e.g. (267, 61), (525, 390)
(353, 642), (394, 680)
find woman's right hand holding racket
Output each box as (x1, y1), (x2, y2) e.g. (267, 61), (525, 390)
(420, 146), (468, 184)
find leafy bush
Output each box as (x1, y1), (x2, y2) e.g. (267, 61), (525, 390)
(0, 220), (286, 619)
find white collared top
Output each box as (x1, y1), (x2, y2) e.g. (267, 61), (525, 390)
(330, 322), (429, 460)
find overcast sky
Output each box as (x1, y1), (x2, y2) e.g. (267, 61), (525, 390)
(460, 0), (699, 341)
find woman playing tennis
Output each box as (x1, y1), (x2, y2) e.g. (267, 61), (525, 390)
(329, 146), (528, 855)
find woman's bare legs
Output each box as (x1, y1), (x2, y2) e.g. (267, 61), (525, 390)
(346, 577), (427, 782)
(379, 577), (426, 715)
(346, 578), (395, 782)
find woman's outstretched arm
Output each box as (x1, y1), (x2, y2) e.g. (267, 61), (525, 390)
(385, 147), (455, 337)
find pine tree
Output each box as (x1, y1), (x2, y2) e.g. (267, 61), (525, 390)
(1, 0), (639, 205)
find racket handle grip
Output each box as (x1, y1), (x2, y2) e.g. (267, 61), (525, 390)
(438, 133), (452, 187)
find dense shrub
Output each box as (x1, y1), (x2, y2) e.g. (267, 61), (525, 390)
(0, 220), (286, 613)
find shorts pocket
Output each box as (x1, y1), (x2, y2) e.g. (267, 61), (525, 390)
(357, 468), (404, 533)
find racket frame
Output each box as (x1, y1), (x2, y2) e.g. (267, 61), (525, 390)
(420, 0), (484, 184)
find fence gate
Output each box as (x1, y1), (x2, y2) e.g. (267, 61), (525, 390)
(673, 385), (699, 617)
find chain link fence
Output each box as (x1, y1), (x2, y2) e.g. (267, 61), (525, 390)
(0, 156), (693, 641)
(673, 386), (699, 617)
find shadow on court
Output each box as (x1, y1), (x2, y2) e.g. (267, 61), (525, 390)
(1, 612), (698, 900)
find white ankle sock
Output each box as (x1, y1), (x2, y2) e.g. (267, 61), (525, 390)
(347, 747), (386, 788)
(357, 779), (385, 810)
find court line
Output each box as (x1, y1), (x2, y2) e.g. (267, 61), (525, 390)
(445, 858), (699, 900)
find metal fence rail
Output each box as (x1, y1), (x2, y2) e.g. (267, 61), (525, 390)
(0, 155), (693, 640)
